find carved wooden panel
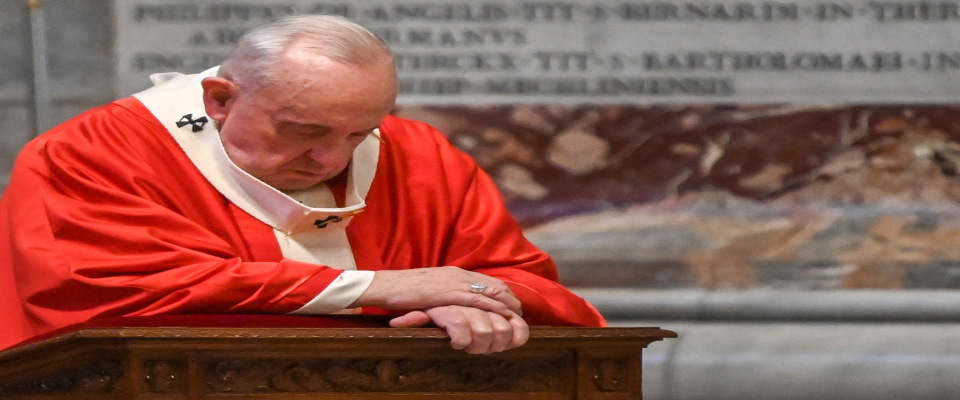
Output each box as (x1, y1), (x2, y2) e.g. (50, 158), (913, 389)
(200, 356), (565, 394)
(593, 358), (630, 392)
(0, 317), (676, 399)
(0, 355), (124, 396)
(577, 348), (643, 400)
(144, 358), (185, 394)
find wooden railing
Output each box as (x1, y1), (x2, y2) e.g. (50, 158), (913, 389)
(0, 315), (676, 399)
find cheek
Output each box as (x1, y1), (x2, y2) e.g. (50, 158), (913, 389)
(308, 142), (363, 167)
(221, 131), (292, 173)
(236, 148), (305, 174)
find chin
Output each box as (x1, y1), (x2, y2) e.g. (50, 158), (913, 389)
(260, 174), (323, 191)
(262, 170), (339, 191)
(270, 179), (325, 191)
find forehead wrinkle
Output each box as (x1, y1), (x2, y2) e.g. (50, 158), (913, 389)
(260, 50), (339, 106)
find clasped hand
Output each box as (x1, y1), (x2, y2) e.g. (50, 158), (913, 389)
(350, 266), (529, 354)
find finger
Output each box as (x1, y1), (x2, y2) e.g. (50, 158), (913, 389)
(452, 269), (522, 316)
(475, 282), (523, 316)
(389, 311), (432, 328)
(426, 306), (473, 351)
(460, 308), (496, 355)
(507, 312), (530, 350)
(483, 312), (515, 354)
(461, 291), (514, 319)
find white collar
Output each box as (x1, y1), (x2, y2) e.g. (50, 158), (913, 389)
(133, 67), (380, 234)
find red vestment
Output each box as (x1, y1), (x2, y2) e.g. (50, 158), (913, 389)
(0, 96), (605, 350)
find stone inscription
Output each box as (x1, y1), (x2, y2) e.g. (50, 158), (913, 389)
(115, 0), (960, 104)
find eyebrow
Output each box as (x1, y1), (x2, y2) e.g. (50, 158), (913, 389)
(276, 120), (329, 131)
(276, 119), (379, 135)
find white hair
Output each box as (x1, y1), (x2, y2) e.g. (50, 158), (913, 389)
(219, 15), (394, 90)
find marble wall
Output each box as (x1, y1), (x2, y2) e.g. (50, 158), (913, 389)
(395, 105), (960, 290)
(0, 0), (32, 188)
(0, 0), (115, 188)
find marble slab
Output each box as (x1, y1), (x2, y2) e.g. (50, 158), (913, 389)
(395, 105), (960, 289)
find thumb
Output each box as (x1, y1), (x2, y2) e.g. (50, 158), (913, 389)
(389, 310), (432, 327)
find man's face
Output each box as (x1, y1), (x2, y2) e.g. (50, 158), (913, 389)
(206, 48), (397, 191)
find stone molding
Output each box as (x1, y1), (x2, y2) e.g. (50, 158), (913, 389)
(577, 288), (960, 322)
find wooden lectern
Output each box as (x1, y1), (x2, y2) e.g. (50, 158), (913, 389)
(0, 315), (676, 399)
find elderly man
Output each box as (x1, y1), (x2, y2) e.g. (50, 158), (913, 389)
(0, 15), (604, 354)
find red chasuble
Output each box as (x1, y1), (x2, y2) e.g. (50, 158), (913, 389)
(0, 97), (605, 350)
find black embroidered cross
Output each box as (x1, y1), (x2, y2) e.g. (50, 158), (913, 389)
(313, 215), (345, 229)
(176, 114), (209, 132)
(314, 209), (367, 229)
(284, 209), (366, 237)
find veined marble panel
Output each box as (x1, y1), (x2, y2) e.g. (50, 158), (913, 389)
(395, 105), (960, 289)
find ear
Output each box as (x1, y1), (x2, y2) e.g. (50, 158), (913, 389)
(200, 76), (236, 123)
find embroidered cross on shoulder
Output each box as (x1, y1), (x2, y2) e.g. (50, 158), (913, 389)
(176, 114), (209, 132)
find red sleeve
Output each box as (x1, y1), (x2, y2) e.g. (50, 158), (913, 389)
(445, 162), (606, 327)
(373, 118), (605, 327)
(1, 102), (342, 337)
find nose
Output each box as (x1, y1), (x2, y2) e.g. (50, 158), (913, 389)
(305, 142), (354, 170)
